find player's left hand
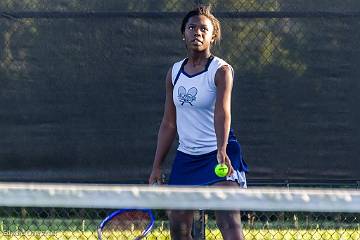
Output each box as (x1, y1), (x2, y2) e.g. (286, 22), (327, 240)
(217, 150), (234, 177)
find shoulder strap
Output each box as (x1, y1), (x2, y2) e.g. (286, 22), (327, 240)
(205, 55), (214, 71)
(173, 58), (188, 87)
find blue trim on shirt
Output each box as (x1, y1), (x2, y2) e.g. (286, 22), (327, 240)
(180, 56), (214, 78)
(173, 56), (215, 86)
(173, 59), (187, 86)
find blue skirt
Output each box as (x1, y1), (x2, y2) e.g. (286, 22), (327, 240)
(168, 137), (248, 186)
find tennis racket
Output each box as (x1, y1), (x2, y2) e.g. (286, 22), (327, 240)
(97, 208), (155, 240)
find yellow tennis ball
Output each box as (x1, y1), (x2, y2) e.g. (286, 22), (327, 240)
(214, 164), (229, 177)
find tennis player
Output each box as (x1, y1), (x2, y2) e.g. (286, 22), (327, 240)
(149, 5), (248, 240)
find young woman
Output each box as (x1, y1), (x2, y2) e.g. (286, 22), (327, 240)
(149, 5), (248, 240)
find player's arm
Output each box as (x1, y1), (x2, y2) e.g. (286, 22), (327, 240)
(214, 65), (234, 176)
(149, 67), (177, 184)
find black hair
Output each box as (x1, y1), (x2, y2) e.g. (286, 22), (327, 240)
(181, 5), (221, 45)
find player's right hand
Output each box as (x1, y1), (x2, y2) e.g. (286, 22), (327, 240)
(148, 167), (162, 185)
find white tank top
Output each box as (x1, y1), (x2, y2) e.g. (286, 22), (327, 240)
(172, 56), (233, 155)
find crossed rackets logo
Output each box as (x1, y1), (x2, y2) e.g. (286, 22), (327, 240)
(178, 86), (198, 106)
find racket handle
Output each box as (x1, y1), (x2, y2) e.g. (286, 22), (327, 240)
(97, 228), (102, 240)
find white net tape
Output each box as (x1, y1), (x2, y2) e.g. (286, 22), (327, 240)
(0, 183), (359, 212)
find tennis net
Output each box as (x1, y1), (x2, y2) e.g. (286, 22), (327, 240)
(0, 182), (359, 239)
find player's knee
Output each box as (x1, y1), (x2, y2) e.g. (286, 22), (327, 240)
(169, 211), (193, 240)
(169, 219), (192, 239)
(217, 220), (244, 240)
(170, 223), (192, 240)
(216, 210), (243, 239)
(217, 220), (242, 231)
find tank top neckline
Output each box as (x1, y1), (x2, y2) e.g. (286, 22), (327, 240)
(181, 55), (214, 78)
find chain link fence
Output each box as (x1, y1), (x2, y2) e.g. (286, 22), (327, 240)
(1, 0), (360, 183)
(1, 0), (360, 238)
(0, 207), (359, 239)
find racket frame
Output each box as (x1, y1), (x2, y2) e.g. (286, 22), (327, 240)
(97, 208), (155, 240)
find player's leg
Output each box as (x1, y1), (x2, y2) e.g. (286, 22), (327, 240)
(213, 180), (245, 240)
(168, 210), (194, 240)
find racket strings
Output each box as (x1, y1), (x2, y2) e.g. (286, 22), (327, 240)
(101, 211), (151, 239)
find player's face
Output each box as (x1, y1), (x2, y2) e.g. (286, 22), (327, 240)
(184, 15), (214, 52)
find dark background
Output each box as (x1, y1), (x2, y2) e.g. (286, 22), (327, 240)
(0, 0), (359, 184)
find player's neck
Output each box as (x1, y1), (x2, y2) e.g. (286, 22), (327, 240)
(187, 50), (212, 67)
